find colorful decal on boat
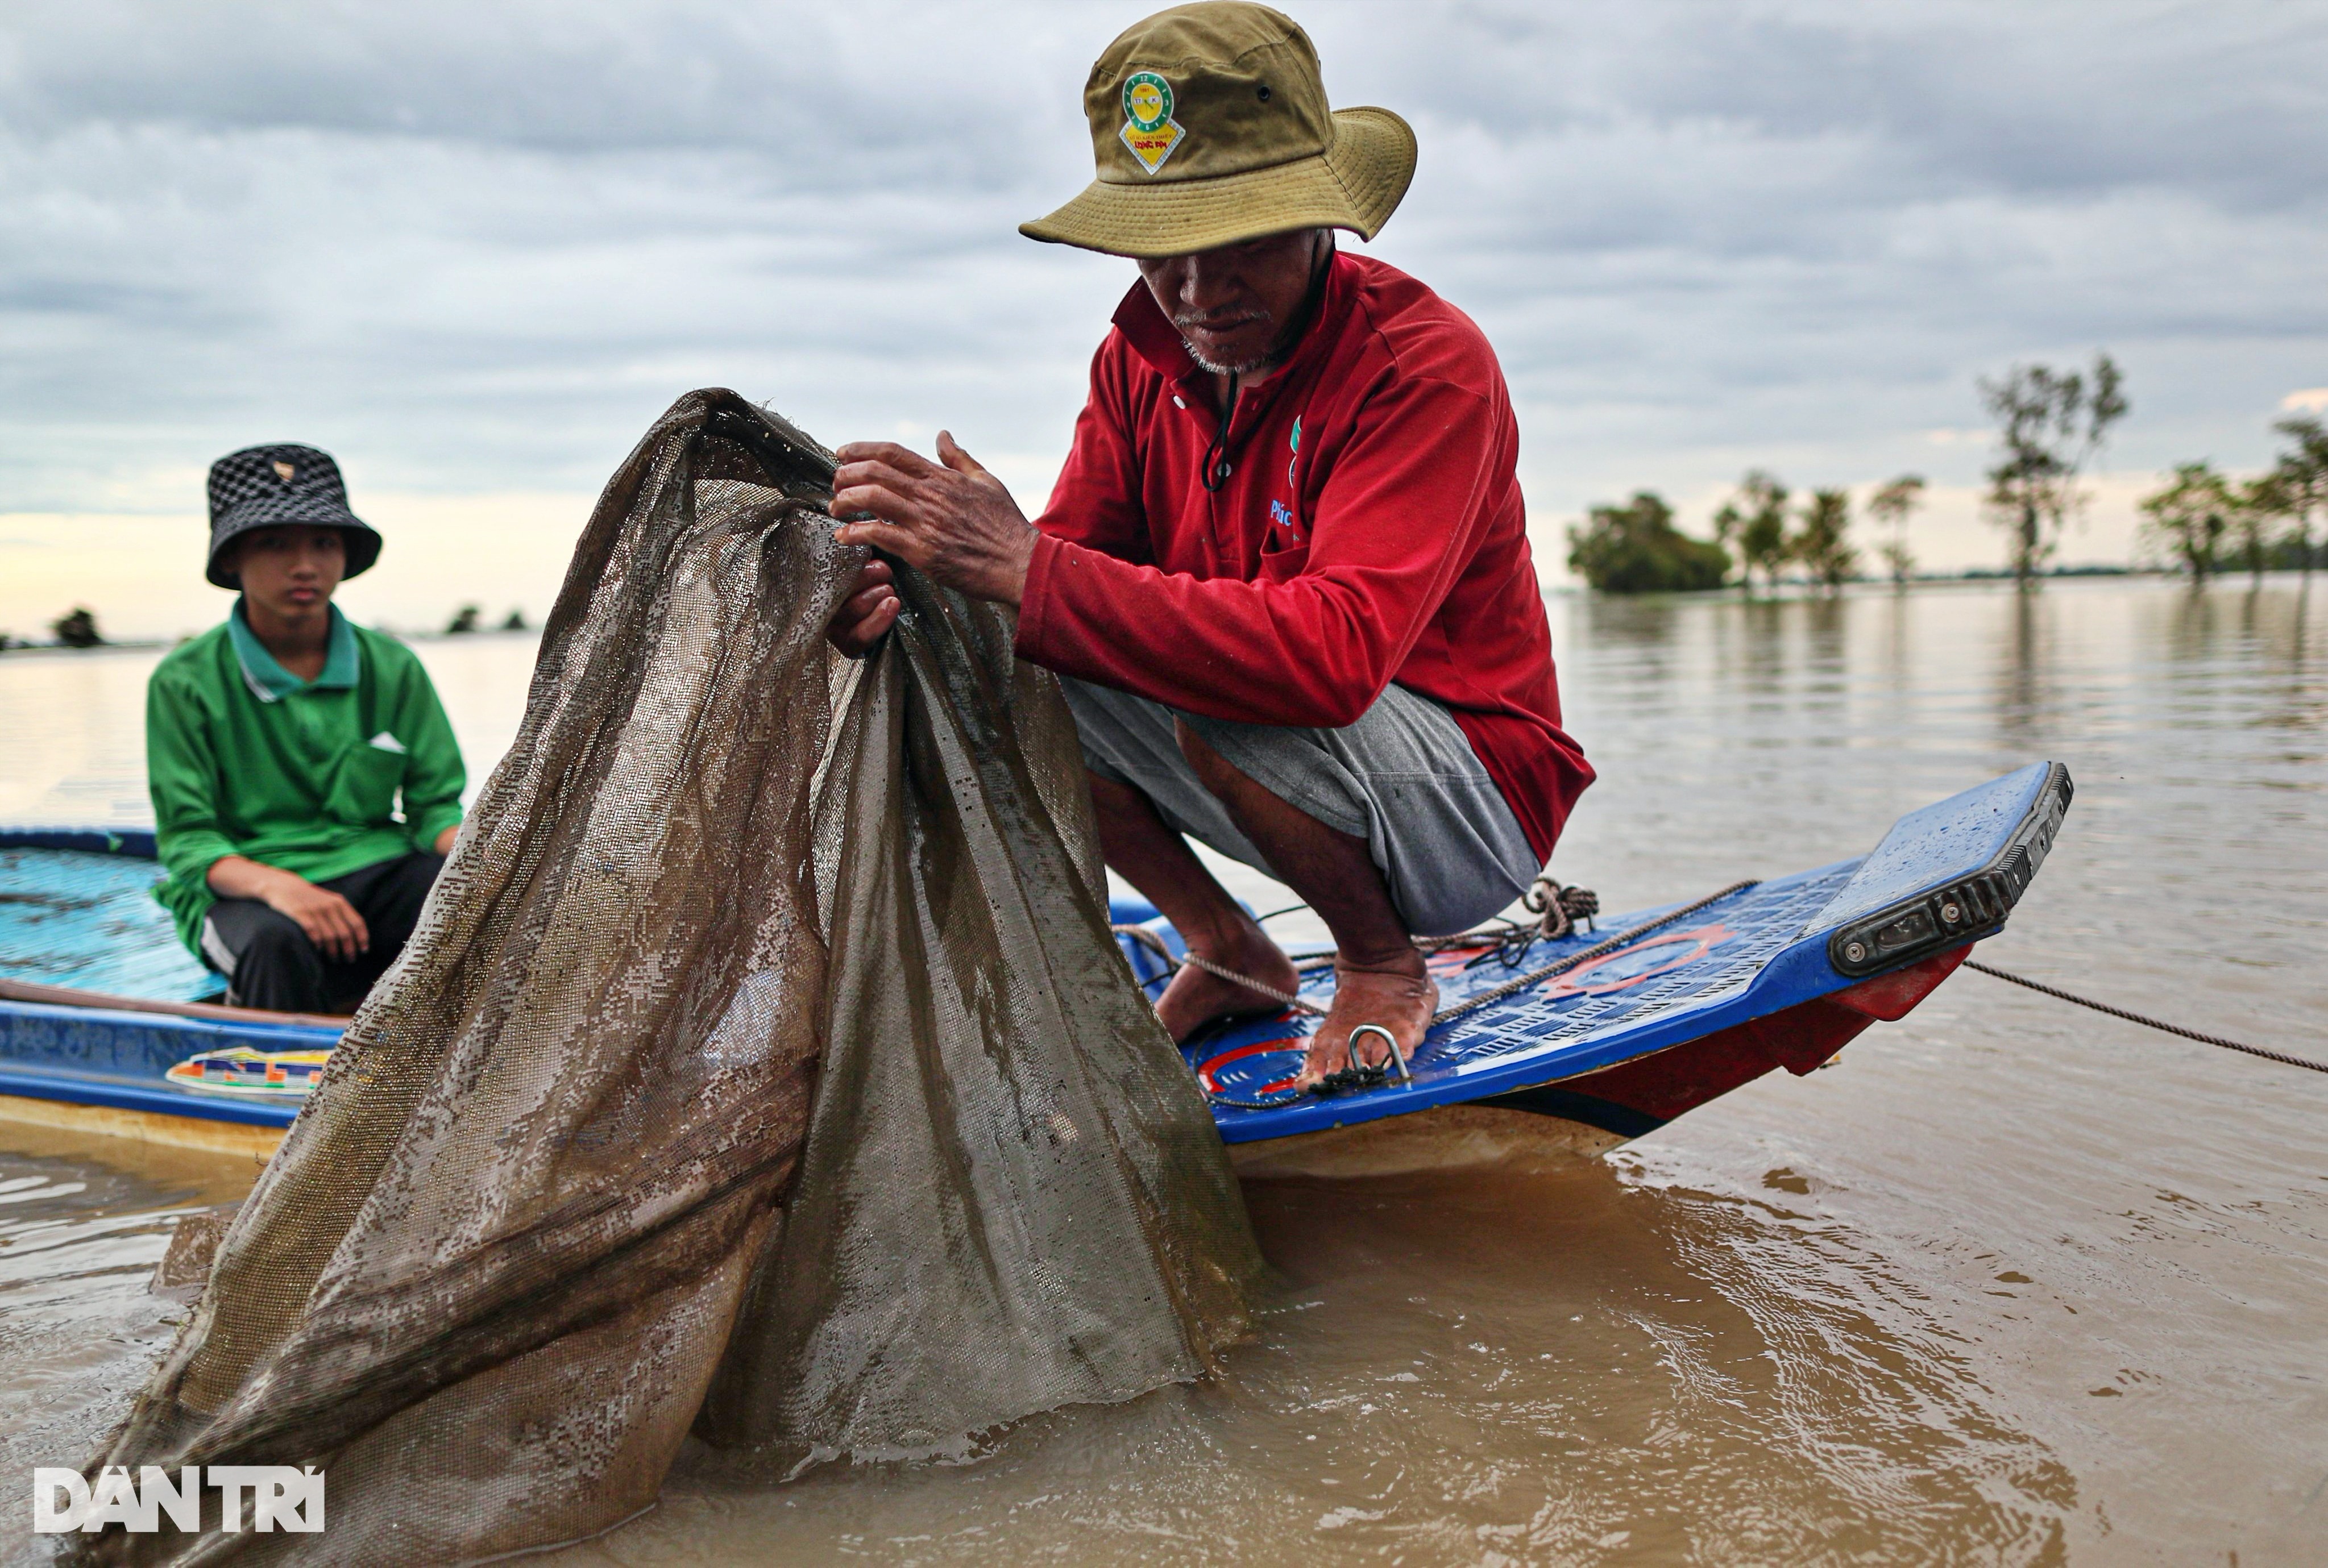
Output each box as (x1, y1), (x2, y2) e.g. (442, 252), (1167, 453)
(165, 1046), (333, 1099)
(1537, 923), (1737, 1000)
(1119, 72), (1185, 174)
(1197, 1034), (1305, 1099)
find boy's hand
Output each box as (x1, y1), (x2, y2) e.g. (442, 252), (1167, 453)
(827, 558), (902, 658)
(266, 879), (370, 963)
(206, 855), (370, 962)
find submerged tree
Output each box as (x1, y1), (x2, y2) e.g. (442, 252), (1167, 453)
(2234, 473), (2284, 583)
(51, 607), (105, 648)
(1567, 492), (1731, 593)
(1711, 471), (1791, 590)
(1792, 489), (1858, 590)
(1866, 474), (1926, 585)
(445, 604), (482, 635)
(1979, 353), (2128, 582)
(2139, 463), (2232, 581)
(500, 608), (529, 632)
(2273, 415), (2327, 575)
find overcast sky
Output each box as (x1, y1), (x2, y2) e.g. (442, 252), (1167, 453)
(3, 0), (2324, 638)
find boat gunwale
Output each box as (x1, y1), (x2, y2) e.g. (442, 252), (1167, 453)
(0, 998), (330, 1128)
(0, 762), (2061, 1149)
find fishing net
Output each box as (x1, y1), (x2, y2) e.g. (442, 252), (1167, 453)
(79, 389), (1261, 1563)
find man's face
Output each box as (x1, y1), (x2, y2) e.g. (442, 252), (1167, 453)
(232, 525), (346, 617)
(1138, 228), (1328, 377)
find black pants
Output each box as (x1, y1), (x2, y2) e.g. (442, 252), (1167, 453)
(200, 852), (444, 1014)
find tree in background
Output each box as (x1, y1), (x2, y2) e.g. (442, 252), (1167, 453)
(1866, 475), (1926, 585)
(1792, 489), (1858, 589)
(51, 607), (105, 648)
(2139, 463), (2232, 581)
(445, 604), (482, 635)
(2233, 473), (2283, 582)
(2273, 415), (2327, 575)
(1567, 492), (1731, 594)
(1711, 471), (1791, 590)
(1978, 353), (2128, 582)
(499, 609), (529, 632)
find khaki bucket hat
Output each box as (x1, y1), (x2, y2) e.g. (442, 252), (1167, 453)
(1020, 2), (1416, 260)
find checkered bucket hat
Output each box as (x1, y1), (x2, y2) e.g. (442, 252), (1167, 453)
(204, 443), (383, 589)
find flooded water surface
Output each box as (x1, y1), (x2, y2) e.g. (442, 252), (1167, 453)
(3, 577), (2322, 1564)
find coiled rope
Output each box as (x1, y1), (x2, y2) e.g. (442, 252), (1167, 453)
(1964, 960), (2328, 1075)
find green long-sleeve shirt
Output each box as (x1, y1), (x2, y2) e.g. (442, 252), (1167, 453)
(146, 601), (466, 955)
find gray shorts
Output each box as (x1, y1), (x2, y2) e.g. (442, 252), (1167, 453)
(1058, 676), (1541, 937)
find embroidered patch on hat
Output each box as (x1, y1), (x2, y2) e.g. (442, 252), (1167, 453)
(1119, 72), (1185, 175)
(272, 460), (296, 482)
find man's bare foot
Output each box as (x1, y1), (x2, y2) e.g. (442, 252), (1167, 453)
(1155, 926), (1302, 1044)
(1300, 951), (1438, 1085)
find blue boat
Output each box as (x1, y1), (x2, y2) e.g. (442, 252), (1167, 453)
(0, 829), (337, 1157)
(0, 763), (2069, 1171)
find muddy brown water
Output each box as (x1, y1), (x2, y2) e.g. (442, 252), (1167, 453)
(3, 577), (2322, 1564)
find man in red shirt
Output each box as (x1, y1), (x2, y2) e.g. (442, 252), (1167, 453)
(828, 2), (1591, 1082)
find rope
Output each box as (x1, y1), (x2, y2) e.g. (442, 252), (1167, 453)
(1118, 877), (1761, 1110)
(1180, 951), (1329, 1017)
(1199, 371), (1241, 493)
(1520, 875), (1600, 942)
(1429, 880), (1760, 1025)
(1109, 922), (1329, 1017)
(1129, 882), (1757, 1028)
(1964, 960), (2328, 1075)
(1130, 895), (2328, 1111)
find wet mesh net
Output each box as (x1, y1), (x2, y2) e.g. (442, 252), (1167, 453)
(81, 389), (1261, 1563)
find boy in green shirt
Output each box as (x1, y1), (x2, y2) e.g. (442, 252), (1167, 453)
(147, 443), (467, 1014)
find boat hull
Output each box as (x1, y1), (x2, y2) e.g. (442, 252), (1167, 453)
(1221, 946), (1966, 1176)
(1153, 760), (2067, 1161)
(0, 762), (2066, 1170)
(0, 992), (322, 1154)
(0, 1091), (286, 1160)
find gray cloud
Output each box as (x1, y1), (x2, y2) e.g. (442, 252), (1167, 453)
(1, 0), (2322, 580)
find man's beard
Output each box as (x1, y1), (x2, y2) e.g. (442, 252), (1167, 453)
(1174, 311), (1287, 377)
(1182, 342), (1290, 376)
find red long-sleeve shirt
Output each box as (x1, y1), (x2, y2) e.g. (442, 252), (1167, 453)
(1015, 251), (1592, 863)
